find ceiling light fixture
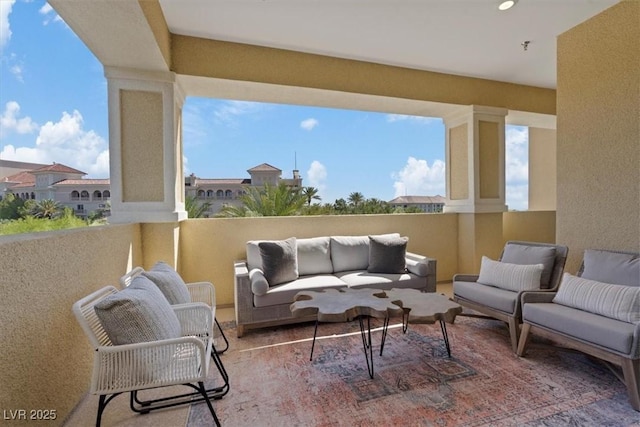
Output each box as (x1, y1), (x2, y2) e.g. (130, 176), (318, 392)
(498, 0), (517, 11)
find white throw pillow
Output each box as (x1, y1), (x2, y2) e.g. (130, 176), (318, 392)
(477, 256), (544, 292)
(553, 273), (640, 324)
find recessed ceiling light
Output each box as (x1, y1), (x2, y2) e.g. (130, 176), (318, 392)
(498, 0), (517, 11)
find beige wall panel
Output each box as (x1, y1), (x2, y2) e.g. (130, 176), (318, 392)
(178, 214), (459, 306)
(141, 222), (180, 268)
(0, 224), (142, 424)
(171, 35), (556, 115)
(457, 213), (504, 274)
(503, 211), (556, 244)
(557, 0), (640, 272)
(120, 90), (164, 202)
(449, 124), (469, 200)
(478, 120), (500, 199)
(528, 127), (557, 211)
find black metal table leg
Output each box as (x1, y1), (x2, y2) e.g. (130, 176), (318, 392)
(439, 319), (452, 357)
(379, 315), (390, 356)
(309, 319), (320, 361)
(358, 316), (375, 379)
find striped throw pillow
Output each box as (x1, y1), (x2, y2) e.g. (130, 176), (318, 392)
(553, 273), (640, 324)
(477, 256), (544, 292)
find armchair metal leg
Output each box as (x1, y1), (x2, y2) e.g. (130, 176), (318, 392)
(95, 393), (122, 427)
(214, 318), (229, 354)
(208, 345), (230, 399)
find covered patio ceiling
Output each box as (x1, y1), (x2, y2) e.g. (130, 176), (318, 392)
(49, 0), (617, 124)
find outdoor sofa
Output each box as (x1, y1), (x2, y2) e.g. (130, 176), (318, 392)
(234, 233), (436, 337)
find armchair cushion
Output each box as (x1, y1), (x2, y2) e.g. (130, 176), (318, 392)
(501, 244), (556, 287)
(553, 273), (640, 324)
(477, 256), (544, 292)
(259, 237), (299, 286)
(367, 235), (408, 274)
(581, 249), (640, 287)
(142, 261), (191, 304)
(94, 276), (182, 345)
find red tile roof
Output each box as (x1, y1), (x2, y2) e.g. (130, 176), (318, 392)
(247, 163), (281, 173)
(2, 171), (35, 185)
(30, 163), (86, 175)
(52, 179), (110, 186)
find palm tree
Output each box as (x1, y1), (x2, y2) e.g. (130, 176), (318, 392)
(217, 183), (306, 217)
(185, 195), (211, 218)
(347, 192), (364, 207)
(302, 187), (321, 206)
(29, 199), (63, 219)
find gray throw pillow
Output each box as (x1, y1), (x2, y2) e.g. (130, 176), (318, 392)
(501, 244), (556, 288)
(259, 237), (299, 286)
(142, 261), (192, 304)
(94, 276), (182, 345)
(367, 235), (408, 274)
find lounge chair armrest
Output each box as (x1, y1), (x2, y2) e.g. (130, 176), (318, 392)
(186, 281), (215, 307)
(453, 274), (480, 283)
(521, 291), (556, 305)
(173, 302), (213, 337)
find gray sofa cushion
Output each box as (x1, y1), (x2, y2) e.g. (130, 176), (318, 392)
(259, 237), (299, 286)
(581, 249), (640, 287)
(523, 302), (635, 355)
(253, 274), (347, 308)
(501, 243), (556, 287)
(94, 276), (181, 345)
(477, 256), (544, 292)
(330, 235), (370, 272)
(297, 236), (333, 275)
(142, 261), (191, 304)
(336, 270), (423, 290)
(249, 268), (269, 296)
(367, 235), (408, 274)
(553, 273), (640, 324)
(453, 279), (518, 314)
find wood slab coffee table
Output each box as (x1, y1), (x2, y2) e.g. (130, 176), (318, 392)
(383, 288), (463, 357)
(291, 288), (403, 378)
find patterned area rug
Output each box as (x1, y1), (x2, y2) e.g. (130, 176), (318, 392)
(190, 317), (640, 427)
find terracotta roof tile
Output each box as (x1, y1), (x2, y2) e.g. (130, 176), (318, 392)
(31, 163), (86, 175)
(247, 163), (281, 173)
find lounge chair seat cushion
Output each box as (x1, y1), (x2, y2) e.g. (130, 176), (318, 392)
(453, 279), (518, 314)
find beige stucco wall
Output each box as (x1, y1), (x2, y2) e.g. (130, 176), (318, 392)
(503, 211), (556, 247)
(556, 0), (640, 272)
(449, 123), (469, 200)
(478, 120), (500, 199)
(0, 224), (142, 426)
(528, 127), (557, 211)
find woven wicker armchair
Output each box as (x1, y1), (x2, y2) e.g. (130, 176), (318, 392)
(120, 266), (229, 354)
(72, 286), (221, 427)
(453, 241), (568, 352)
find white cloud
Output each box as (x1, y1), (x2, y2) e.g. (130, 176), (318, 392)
(505, 125), (529, 210)
(10, 63), (23, 82)
(213, 100), (268, 126)
(392, 157), (445, 197)
(1, 109), (109, 177)
(39, 3), (63, 26)
(0, 101), (38, 137)
(300, 118), (319, 131)
(386, 114), (439, 124)
(0, 0), (15, 51)
(306, 160), (327, 195)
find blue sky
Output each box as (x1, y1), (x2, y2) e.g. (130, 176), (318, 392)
(0, 0), (529, 209)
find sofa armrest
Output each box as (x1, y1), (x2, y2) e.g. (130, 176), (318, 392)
(521, 291), (557, 305)
(234, 261), (254, 328)
(405, 252), (436, 277)
(453, 274), (479, 283)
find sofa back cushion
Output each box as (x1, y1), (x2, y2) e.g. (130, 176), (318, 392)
(477, 256), (544, 292)
(330, 235), (370, 272)
(553, 273), (640, 324)
(297, 237), (333, 275)
(580, 249), (639, 287)
(500, 243), (556, 288)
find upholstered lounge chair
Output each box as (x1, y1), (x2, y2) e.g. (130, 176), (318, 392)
(453, 241), (568, 352)
(517, 249), (640, 411)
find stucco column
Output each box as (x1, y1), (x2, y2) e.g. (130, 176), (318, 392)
(528, 127), (557, 211)
(444, 105), (507, 273)
(443, 105), (508, 213)
(105, 67), (187, 223)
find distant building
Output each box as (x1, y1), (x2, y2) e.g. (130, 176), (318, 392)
(1, 160), (301, 218)
(185, 163), (302, 216)
(388, 195), (445, 213)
